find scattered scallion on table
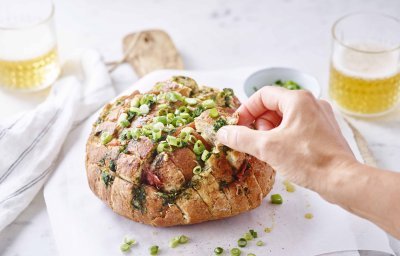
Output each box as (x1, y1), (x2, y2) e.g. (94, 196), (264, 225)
(214, 247), (224, 255)
(149, 245), (159, 255)
(230, 247), (241, 256)
(270, 193), (283, 204)
(238, 238), (247, 247)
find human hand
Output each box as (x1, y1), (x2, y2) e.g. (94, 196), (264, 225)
(217, 86), (357, 195)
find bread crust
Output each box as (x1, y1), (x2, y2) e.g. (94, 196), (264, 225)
(85, 77), (275, 226)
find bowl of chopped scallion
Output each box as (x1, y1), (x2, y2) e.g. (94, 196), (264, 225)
(244, 67), (321, 98)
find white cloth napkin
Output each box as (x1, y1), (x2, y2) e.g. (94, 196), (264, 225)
(0, 50), (115, 231)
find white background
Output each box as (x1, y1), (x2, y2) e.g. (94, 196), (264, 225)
(0, 0), (399, 255)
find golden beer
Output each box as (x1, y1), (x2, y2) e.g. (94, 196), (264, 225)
(329, 13), (400, 116)
(329, 59), (400, 115)
(0, 0), (59, 91)
(0, 47), (59, 91)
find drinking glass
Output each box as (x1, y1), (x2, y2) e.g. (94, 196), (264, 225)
(0, 0), (60, 91)
(329, 13), (400, 116)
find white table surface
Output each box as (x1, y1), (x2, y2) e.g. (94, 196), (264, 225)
(0, 0), (399, 255)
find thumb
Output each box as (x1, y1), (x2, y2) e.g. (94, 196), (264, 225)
(216, 125), (269, 160)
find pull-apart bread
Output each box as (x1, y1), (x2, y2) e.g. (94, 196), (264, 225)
(85, 76), (275, 226)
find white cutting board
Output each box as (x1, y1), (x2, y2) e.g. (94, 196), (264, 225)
(44, 69), (394, 256)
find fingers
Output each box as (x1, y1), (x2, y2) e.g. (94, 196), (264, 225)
(237, 86), (289, 126)
(254, 111), (282, 130)
(217, 125), (271, 160)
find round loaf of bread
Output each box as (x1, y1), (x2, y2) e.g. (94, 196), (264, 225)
(85, 76), (275, 226)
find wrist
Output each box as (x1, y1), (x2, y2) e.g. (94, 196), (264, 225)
(319, 156), (362, 205)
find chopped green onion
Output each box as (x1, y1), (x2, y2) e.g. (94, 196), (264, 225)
(178, 235), (189, 244)
(271, 194), (283, 204)
(247, 254), (256, 256)
(157, 141), (171, 153)
(166, 113), (175, 123)
(130, 97), (140, 108)
(140, 94), (156, 105)
(230, 248), (241, 256)
(118, 113), (130, 127)
(209, 108), (219, 118)
(173, 117), (186, 127)
(120, 243), (131, 252)
(100, 132), (113, 145)
(169, 236), (180, 248)
(167, 91), (183, 102)
(256, 240), (264, 246)
(180, 112), (191, 119)
(140, 104), (150, 115)
(243, 232), (253, 241)
(179, 131), (190, 142)
(179, 106), (189, 113)
(153, 122), (165, 131)
(181, 127), (194, 134)
(149, 245), (159, 255)
(249, 229), (258, 238)
(130, 128), (142, 140)
(158, 103), (168, 109)
(264, 227), (272, 233)
(193, 140), (205, 155)
(202, 99), (216, 109)
(154, 116), (167, 125)
(152, 129), (162, 141)
(201, 150), (211, 161)
(193, 166), (202, 175)
(185, 98), (197, 105)
(124, 238), (136, 245)
(188, 135), (197, 144)
(166, 135), (181, 147)
(158, 109), (168, 116)
(238, 238), (247, 247)
(214, 247), (224, 255)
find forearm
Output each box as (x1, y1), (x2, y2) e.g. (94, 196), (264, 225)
(322, 162), (400, 239)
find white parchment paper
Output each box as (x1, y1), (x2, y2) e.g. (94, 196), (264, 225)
(44, 69), (394, 256)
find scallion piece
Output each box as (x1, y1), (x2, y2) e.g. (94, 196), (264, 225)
(243, 232), (253, 241)
(152, 129), (162, 141)
(209, 108), (219, 118)
(181, 127), (194, 134)
(154, 116), (167, 125)
(188, 135), (197, 144)
(130, 97), (140, 108)
(166, 113), (175, 123)
(230, 248), (241, 256)
(202, 99), (216, 109)
(172, 117), (186, 127)
(201, 150), (211, 162)
(153, 122), (165, 131)
(214, 247), (224, 255)
(139, 104), (150, 115)
(158, 103), (168, 109)
(180, 112), (191, 119)
(157, 141), (171, 153)
(256, 240), (264, 246)
(100, 132), (113, 145)
(169, 236), (180, 248)
(130, 128), (141, 140)
(149, 245), (159, 255)
(129, 107), (141, 114)
(238, 238), (247, 247)
(193, 166), (202, 175)
(178, 235), (189, 244)
(193, 140), (205, 155)
(270, 194), (283, 204)
(249, 229), (258, 238)
(247, 253), (256, 256)
(185, 97), (197, 105)
(120, 243), (131, 252)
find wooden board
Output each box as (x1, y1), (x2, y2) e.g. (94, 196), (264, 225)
(109, 30), (184, 77)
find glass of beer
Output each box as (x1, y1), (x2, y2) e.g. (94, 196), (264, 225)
(329, 13), (400, 116)
(0, 0), (60, 92)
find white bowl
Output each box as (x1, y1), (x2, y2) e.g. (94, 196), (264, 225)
(243, 67), (321, 98)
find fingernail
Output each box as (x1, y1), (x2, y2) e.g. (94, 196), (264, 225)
(217, 127), (228, 143)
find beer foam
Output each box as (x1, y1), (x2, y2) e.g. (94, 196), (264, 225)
(0, 24), (56, 61)
(332, 43), (400, 80)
